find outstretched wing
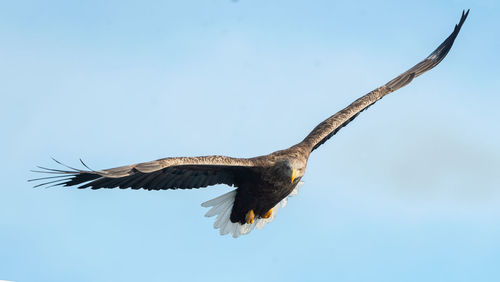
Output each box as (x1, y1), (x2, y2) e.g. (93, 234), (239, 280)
(31, 156), (260, 190)
(301, 10), (469, 152)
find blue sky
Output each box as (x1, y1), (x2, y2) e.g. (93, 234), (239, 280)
(1, 1), (499, 281)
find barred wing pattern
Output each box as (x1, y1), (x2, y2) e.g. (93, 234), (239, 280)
(302, 10), (469, 152)
(31, 156), (259, 190)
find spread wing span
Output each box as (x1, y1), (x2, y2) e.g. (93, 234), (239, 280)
(301, 9), (469, 152)
(31, 156), (259, 190)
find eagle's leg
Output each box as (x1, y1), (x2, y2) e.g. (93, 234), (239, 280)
(261, 208), (273, 219)
(245, 210), (255, 224)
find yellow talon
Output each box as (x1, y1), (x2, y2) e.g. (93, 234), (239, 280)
(245, 209), (255, 224)
(262, 208), (273, 219)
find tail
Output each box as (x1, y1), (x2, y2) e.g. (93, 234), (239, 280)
(201, 182), (303, 238)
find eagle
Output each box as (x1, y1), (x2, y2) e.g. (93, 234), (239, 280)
(32, 10), (469, 238)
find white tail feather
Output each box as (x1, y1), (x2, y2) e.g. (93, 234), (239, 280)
(201, 181), (303, 238)
(201, 190), (236, 207)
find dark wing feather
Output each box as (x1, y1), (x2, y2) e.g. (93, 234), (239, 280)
(30, 156), (261, 190)
(301, 10), (469, 152)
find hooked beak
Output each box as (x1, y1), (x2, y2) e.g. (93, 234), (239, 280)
(291, 168), (299, 183)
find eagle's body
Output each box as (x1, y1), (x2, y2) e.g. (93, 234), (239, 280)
(32, 10), (469, 237)
(228, 146), (308, 224)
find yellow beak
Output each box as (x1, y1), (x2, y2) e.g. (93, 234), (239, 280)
(291, 168), (299, 183)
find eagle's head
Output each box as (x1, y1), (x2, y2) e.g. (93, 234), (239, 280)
(274, 158), (307, 184)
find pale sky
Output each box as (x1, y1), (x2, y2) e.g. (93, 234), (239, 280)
(1, 1), (499, 282)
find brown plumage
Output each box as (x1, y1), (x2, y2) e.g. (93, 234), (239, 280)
(31, 10), (469, 237)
